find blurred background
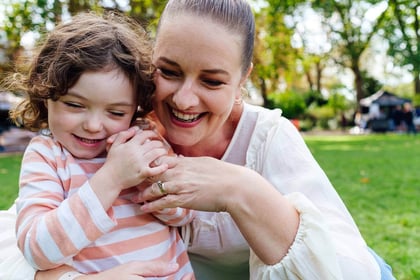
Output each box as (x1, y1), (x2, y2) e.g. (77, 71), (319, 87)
(0, 0), (419, 144)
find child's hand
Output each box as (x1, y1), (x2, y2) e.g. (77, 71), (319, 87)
(104, 128), (170, 190)
(90, 126), (170, 211)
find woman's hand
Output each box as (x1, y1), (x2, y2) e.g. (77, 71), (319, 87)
(135, 155), (299, 266)
(134, 156), (244, 213)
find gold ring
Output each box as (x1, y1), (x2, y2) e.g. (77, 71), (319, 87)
(157, 181), (166, 195)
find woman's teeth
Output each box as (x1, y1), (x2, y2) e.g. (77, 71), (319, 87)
(172, 109), (201, 122)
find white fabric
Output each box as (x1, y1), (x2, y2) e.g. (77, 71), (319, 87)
(183, 103), (380, 279)
(0, 204), (36, 280)
(250, 193), (341, 279)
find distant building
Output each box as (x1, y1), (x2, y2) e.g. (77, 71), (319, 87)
(358, 90), (412, 132)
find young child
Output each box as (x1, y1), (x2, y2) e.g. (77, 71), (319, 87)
(7, 12), (194, 279)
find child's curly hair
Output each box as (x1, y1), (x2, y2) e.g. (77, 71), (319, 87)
(7, 11), (155, 131)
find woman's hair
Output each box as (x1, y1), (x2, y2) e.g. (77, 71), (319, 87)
(158, 0), (255, 76)
(7, 12), (154, 131)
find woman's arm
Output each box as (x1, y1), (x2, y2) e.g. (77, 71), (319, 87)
(137, 156), (299, 264)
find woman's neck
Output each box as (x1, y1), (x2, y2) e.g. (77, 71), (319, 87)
(171, 139), (228, 159)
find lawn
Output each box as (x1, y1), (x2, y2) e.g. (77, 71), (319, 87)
(0, 133), (418, 279)
(304, 133), (419, 280)
(0, 153), (23, 209)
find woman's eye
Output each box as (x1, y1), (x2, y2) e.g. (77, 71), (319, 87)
(159, 68), (180, 78)
(203, 79), (224, 87)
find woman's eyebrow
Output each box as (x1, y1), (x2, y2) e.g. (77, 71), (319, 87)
(155, 57), (179, 67)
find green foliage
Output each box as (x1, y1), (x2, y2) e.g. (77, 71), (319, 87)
(361, 70), (383, 97)
(413, 95), (420, 107)
(0, 154), (22, 209)
(266, 91), (306, 119)
(0, 0), (165, 81)
(252, 6), (296, 103)
(310, 0), (390, 102)
(305, 134), (420, 280)
(307, 104), (335, 129)
(385, 1), (419, 80)
(303, 90), (327, 107)
(327, 92), (349, 113)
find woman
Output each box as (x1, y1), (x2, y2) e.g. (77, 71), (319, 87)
(136, 1), (392, 279)
(3, 0), (394, 279)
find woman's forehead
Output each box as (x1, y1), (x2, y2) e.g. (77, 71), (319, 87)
(154, 14), (242, 66)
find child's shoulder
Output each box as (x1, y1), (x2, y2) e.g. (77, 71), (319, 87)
(24, 133), (64, 156)
(28, 133), (56, 146)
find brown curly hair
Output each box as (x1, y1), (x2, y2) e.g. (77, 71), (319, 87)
(7, 12), (155, 131)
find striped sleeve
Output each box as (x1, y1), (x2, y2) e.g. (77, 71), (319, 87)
(152, 207), (195, 227)
(15, 136), (116, 270)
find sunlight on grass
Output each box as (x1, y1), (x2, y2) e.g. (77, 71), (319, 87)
(304, 133), (419, 280)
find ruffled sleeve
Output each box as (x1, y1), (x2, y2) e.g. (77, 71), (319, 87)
(245, 104), (380, 279)
(250, 193), (343, 279)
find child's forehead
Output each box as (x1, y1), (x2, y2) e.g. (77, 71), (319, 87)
(66, 69), (134, 98)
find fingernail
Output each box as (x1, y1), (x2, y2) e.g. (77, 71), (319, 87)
(154, 158), (161, 165)
(168, 263), (179, 270)
(131, 194), (141, 203)
(140, 203), (151, 212)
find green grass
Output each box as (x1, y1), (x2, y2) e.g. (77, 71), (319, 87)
(0, 153), (23, 209)
(0, 134), (418, 279)
(304, 133), (419, 280)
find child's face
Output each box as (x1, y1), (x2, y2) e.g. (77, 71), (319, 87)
(47, 69), (137, 159)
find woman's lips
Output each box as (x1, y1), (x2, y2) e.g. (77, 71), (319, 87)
(171, 108), (202, 123)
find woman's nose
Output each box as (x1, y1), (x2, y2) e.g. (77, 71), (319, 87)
(172, 80), (200, 110)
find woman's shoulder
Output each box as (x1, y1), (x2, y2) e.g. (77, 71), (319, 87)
(243, 103), (293, 137)
(243, 103), (301, 166)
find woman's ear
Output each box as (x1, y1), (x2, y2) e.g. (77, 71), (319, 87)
(245, 63), (253, 80)
(240, 62), (253, 86)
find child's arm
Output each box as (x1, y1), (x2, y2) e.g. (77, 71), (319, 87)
(15, 137), (118, 270)
(16, 131), (169, 270)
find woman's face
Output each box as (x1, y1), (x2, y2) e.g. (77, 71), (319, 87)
(153, 14), (246, 151)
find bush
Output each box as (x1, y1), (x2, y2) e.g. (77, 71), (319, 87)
(266, 91), (306, 119)
(307, 105), (335, 129)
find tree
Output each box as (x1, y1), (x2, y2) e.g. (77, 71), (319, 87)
(385, 0), (420, 95)
(252, 4), (297, 106)
(0, 0), (165, 82)
(0, 0), (103, 80)
(310, 0), (390, 104)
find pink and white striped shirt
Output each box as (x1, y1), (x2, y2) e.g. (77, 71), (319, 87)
(16, 135), (194, 279)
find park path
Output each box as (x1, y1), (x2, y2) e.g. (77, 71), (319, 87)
(0, 128), (36, 154)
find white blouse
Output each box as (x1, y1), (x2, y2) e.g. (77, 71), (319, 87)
(183, 103), (381, 279)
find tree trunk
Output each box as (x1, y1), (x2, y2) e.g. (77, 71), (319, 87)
(259, 77), (269, 107)
(352, 64), (365, 104)
(316, 62), (323, 93)
(305, 71), (314, 91)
